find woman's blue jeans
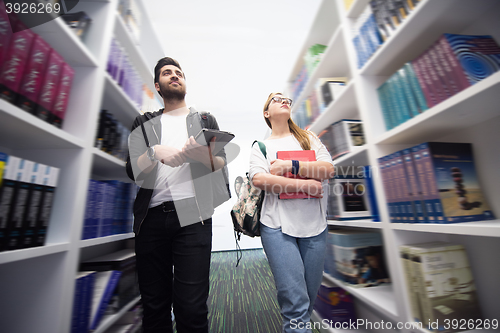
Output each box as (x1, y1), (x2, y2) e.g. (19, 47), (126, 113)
(260, 223), (327, 333)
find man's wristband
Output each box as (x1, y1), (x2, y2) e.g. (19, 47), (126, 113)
(291, 160), (300, 175)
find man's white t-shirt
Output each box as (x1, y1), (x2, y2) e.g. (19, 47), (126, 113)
(150, 112), (195, 207)
(249, 133), (333, 238)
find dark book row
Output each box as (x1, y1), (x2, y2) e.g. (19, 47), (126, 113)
(378, 142), (495, 224)
(95, 110), (131, 162)
(0, 5), (74, 128)
(0, 153), (59, 252)
(82, 179), (137, 240)
(378, 33), (500, 130)
(353, 0), (422, 68)
(72, 249), (140, 333)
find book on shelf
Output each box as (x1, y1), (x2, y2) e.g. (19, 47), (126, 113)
(443, 33), (500, 85)
(61, 11), (92, 42)
(0, 1), (13, 68)
(80, 249), (139, 312)
(319, 119), (365, 161)
(326, 166), (373, 221)
(71, 271), (96, 333)
(326, 229), (389, 287)
(406, 242), (483, 332)
(319, 77), (348, 110)
(16, 34), (52, 114)
(34, 164), (59, 247)
(379, 142), (495, 224)
(314, 283), (357, 324)
(276, 150), (317, 200)
(51, 62), (75, 128)
(89, 270), (123, 331)
(35, 48), (65, 122)
(414, 142), (495, 223)
(0, 20), (35, 104)
(0, 154), (20, 251)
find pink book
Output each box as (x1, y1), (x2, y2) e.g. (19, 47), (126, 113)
(0, 1), (14, 66)
(438, 35), (471, 91)
(50, 62), (75, 128)
(276, 150), (317, 199)
(411, 54), (437, 108)
(0, 21), (35, 103)
(35, 48), (64, 122)
(16, 35), (51, 113)
(422, 51), (446, 105)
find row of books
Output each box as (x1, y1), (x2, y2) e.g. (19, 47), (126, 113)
(0, 6), (75, 128)
(313, 283), (357, 325)
(378, 33), (500, 130)
(95, 110), (131, 162)
(326, 166), (379, 222)
(82, 179), (137, 240)
(378, 142), (495, 224)
(0, 153), (59, 252)
(319, 119), (364, 161)
(353, 0), (422, 69)
(72, 249), (140, 332)
(400, 241), (482, 332)
(293, 77), (348, 129)
(107, 36), (144, 110)
(325, 228), (390, 287)
(290, 44), (328, 101)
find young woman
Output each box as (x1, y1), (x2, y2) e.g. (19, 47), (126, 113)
(249, 92), (335, 332)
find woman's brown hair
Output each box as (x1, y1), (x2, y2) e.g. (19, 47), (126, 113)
(263, 92), (311, 151)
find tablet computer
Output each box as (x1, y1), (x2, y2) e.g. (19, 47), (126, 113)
(195, 128), (235, 155)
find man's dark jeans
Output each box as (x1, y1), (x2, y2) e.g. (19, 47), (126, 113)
(135, 202), (212, 333)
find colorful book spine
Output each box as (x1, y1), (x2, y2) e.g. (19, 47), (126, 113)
(443, 33), (500, 85)
(402, 148), (424, 223)
(428, 45), (453, 100)
(411, 144), (431, 223)
(422, 51), (446, 105)
(0, 22), (35, 103)
(0, 1), (13, 67)
(35, 49), (65, 122)
(418, 143), (443, 223)
(0, 155), (20, 251)
(411, 54), (438, 108)
(16, 35), (51, 114)
(432, 40), (461, 97)
(403, 62), (428, 113)
(397, 67), (420, 118)
(21, 162), (45, 248)
(51, 62), (75, 128)
(437, 35), (471, 91)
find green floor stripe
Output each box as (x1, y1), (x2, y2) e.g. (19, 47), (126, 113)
(171, 249), (320, 333)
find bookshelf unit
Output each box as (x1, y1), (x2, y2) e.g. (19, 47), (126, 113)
(0, 0), (164, 332)
(286, 0), (500, 332)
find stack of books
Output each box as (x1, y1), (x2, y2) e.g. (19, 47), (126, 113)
(377, 142), (495, 224)
(325, 228), (389, 287)
(95, 110), (131, 162)
(107, 37), (144, 109)
(0, 10), (75, 128)
(0, 153), (59, 251)
(314, 282), (357, 324)
(82, 179), (137, 240)
(400, 241), (482, 332)
(319, 119), (365, 161)
(378, 33), (500, 130)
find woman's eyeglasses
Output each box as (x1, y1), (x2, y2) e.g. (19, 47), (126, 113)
(271, 96), (293, 106)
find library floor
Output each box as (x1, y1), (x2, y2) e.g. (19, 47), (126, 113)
(171, 249), (321, 333)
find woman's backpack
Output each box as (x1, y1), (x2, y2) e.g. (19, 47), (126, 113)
(230, 141), (266, 265)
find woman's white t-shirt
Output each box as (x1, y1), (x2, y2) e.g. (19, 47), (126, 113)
(249, 133), (333, 238)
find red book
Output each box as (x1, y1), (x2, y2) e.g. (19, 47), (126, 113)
(50, 62), (75, 128)
(34, 48), (64, 122)
(276, 150), (317, 199)
(16, 35), (52, 113)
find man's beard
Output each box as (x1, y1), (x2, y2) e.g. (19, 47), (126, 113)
(159, 82), (186, 101)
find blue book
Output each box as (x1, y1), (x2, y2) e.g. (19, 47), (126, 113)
(403, 62), (429, 113)
(363, 165), (380, 222)
(391, 73), (412, 124)
(397, 67), (420, 118)
(402, 148), (425, 223)
(89, 270), (122, 330)
(377, 82), (393, 130)
(443, 33), (500, 85)
(330, 229), (389, 286)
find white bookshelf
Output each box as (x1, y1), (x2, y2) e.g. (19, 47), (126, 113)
(0, 0), (164, 332)
(286, 0), (500, 332)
